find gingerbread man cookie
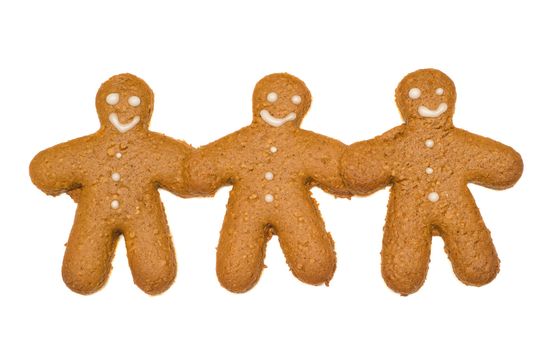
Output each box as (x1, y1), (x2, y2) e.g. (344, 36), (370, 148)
(182, 73), (351, 292)
(30, 73), (192, 295)
(341, 69), (523, 295)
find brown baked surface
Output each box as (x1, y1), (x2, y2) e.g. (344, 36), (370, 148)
(30, 74), (192, 295)
(182, 73), (351, 292)
(341, 69), (523, 295)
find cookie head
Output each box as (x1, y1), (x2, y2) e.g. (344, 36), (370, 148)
(252, 73), (311, 127)
(395, 69), (456, 123)
(96, 73), (154, 133)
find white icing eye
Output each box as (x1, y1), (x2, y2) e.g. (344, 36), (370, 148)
(436, 88), (444, 95)
(128, 96), (141, 107)
(408, 88), (421, 99)
(106, 93), (120, 105)
(267, 92), (278, 103)
(291, 95), (302, 105)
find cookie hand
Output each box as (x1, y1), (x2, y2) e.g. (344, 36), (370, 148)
(152, 133), (194, 197)
(182, 136), (235, 196)
(341, 133), (397, 196)
(301, 131), (352, 197)
(457, 129), (523, 189)
(29, 137), (87, 196)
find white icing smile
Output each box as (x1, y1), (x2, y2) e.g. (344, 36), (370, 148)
(259, 109), (296, 127)
(418, 103), (448, 118)
(109, 113), (140, 133)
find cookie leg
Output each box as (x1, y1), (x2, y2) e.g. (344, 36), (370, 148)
(381, 192), (431, 295)
(438, 193), (500, 286)
(217, 196), (269, 293)
(123, 203), (177, 295)
(62, 208), (119, 295)
(274, 197), (336, 286)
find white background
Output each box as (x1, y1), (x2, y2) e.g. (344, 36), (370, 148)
(1, 1), (546, 349)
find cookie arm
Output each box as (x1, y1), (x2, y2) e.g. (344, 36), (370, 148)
(29, 138), (86, 196)
(181, 135), (236, 196)
(301, 131), (352, 197)
(340, 127), (401, 196)
(458, 129), (523, 189)
(151, 133), (194, 197)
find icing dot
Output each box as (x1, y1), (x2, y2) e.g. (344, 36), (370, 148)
(428, 192), (439, 202)
(265, 172), (274, 180)
(425, 139), (434, 148)
(264, 194), (274, 203)
(111, 200), (120, 209)
(267, 92), (278, 103)
(128, 96), (141, 107)
(425, 167), (433, 175)
(115, 152), (122, 159)
(270, 146), (277, 153)
(436, 88), (444, 95)
(106, 93), (120, 105)
(291, 95), (302, 105)
(409, 88), (421, 99)
(111, 172), (121, 181)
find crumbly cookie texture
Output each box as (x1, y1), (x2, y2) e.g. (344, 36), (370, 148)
(30, 73), (192, 295)
(341, 68), (523, 295)
(182, 73), (351, 293)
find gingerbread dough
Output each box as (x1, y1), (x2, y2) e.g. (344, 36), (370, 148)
(30, 73), (192, 295)
(341, 69), (523, 295)
(182, 73), (351, 293)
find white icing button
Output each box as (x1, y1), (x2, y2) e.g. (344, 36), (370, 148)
(264, 194), (274, 203)
(428, 192), (439, 202)
(291, 95), (302, 105)
(409, 88), (421, 99)
(267, 92), (278, 103)
(128, 96), (141, 107)
(115, 152), (122, 159)
(265, 172), (274, 181)
(436, 88), (444, 95)
(270, 146), (277, 153)
(110, 200), (120, 209)
(425, 167), (433, 175)
(425, 139), (434, 148)
(111, 172), (121, 181)
(106, 93), (120, 105)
